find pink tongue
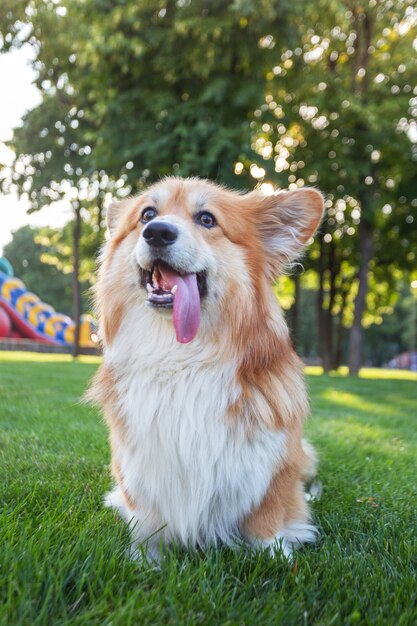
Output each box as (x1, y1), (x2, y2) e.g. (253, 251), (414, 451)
(158, 266), (201, 344)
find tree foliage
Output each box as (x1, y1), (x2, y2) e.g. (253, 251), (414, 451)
(3, 225), (75, 316)
(1, 0), (416, 369)
(250, 0), (417, 370)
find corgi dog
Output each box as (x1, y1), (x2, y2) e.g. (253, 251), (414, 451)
(88, 177), (324, 562)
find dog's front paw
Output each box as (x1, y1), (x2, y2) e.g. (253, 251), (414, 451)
(272, 521), (319, 560)
(128, 538), (164, 567)
(250, 521), (319, 561)
(104, 487), (134, 524)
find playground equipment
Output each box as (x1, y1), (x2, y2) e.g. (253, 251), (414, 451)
(0, 257), (97, 348)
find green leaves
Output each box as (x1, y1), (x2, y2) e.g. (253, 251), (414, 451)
(1, 0), (415, 368)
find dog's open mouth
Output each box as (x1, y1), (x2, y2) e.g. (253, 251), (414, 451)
(139, 261), (207, 344)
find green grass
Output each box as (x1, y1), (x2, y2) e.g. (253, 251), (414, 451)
(1, 352), (416, 626)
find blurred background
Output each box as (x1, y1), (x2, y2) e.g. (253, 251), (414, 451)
(0, 0), (416, 372)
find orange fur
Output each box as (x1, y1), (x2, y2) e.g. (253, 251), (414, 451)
(243, 464), (309, 540)
(242, 433), (310, 539)
(87, 365), (137, 510)
(89, 177), (324, 553)
(111, 457), (136, 511)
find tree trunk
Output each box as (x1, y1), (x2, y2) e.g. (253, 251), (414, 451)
(332, 283), (349, 370)
(347, 10), (373, 375)
(323, 239), (338, 371)
(96, 180), (105, 249)
(317, 234), (332, 372)
(72, 201), (82, 358)
(348, 219), (373, 375)
(97, 191), (104, 233)
(322, 307), (333, 372)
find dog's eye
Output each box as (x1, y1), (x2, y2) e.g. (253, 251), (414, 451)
(140, 207), (157, 224)
(195, 211), (216, 228)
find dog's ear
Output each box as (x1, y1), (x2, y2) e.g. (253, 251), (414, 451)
(253, 188), (324, 277)
(106, 198), (133, 236)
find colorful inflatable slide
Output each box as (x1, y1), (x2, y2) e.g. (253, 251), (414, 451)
(0, 257), (97, 348)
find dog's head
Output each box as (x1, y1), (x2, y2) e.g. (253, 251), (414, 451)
(101, 177), (323, 346)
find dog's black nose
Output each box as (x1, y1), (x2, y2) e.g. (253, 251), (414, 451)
(143, 222), (178, 247)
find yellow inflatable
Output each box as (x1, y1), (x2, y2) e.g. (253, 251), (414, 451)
(0, 266), (97, 348)
(15, 292), (39, 317)
(1, 278), (25, 302)
(28, 303), (55, 328)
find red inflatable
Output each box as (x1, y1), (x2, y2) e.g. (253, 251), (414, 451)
(0, 306), (12, 338)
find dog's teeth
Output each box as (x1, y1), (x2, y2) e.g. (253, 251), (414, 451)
(146, 283), (153, 293)
(171, 285), (178, 295)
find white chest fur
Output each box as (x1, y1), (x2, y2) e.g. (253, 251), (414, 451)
(105, 307), (288, 549)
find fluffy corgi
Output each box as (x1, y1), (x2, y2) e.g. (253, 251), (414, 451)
(88, 177), (324, 562)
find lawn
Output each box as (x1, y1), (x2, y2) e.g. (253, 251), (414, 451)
(1, 352), (416, 626)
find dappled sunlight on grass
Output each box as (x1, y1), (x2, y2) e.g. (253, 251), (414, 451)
(304, 363), (416, 475)
(304, 365), (324, 376)
(319, 388), (404, 417)
(342, 367), (417, 381)
(0, 350), (101, 365)
(305, 365), (417, 381)
(315, 417), (409, 454)
(0, 354), (415, 380)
